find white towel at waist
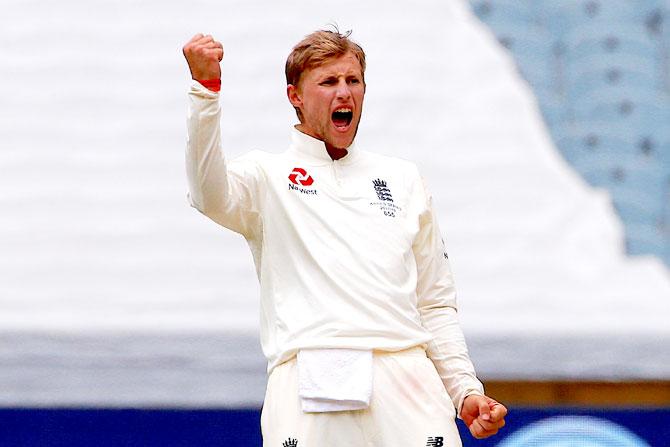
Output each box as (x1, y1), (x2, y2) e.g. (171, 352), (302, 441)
(297, 348), (373, 413)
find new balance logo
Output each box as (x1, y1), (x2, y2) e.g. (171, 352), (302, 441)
(282, 438), (298, 447)
(426, 436), (444, 447)
(372, 178), (393, 202)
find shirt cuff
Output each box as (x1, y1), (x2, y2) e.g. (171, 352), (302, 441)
(190, 80), (220, 98)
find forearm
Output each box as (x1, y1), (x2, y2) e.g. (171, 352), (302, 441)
(186, 81), (228, 216)
(421, 306), (484, 418)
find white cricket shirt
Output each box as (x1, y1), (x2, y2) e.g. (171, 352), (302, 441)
(186, 82), (484, 413)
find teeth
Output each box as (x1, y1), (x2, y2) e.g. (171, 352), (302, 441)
(335, 108), (352, 113)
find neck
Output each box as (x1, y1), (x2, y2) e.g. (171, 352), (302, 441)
(325, 143), (348, 160)
(295, 124), (350, 160)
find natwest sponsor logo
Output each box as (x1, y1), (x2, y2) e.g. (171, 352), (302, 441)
(288, 167), (314, 186)
(288, 167), (317, 195)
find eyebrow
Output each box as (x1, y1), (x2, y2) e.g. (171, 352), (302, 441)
(319, 71), (361, 80)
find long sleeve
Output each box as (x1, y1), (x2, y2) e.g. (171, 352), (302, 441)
(412, 178), (484, 418)
(186, 81), (262, 239)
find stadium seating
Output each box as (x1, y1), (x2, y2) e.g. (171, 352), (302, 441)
(566, 60), (658, 103)
(470, 0), (670, 265)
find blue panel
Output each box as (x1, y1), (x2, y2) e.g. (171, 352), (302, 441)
(1, 408), (669, 447)
(0, 409), (262, 447)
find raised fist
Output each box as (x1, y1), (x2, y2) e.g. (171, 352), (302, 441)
(182, 33), (224, 80)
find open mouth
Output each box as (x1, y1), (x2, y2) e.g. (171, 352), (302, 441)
(331, 108), (353, 129)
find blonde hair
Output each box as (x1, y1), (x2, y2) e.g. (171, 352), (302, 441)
(285, 28), (366, 121)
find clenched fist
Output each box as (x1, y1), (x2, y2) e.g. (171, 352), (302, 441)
(461, 394), (507, 439)
(182, 33), (224, 80)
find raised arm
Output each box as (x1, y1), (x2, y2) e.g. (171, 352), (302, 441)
(183, 34), (261, 239)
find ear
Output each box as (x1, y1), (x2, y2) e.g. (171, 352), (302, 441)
(287, 84), (303, 109)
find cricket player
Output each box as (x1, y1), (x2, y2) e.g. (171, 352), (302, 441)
(183, 28), (507, 446)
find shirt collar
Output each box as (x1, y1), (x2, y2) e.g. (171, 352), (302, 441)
(289, 127), (360, 165)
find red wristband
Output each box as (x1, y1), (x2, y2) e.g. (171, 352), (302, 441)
(197, 78), (221, 92)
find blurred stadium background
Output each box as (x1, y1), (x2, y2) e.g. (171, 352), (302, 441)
(1, 0), (669, 445)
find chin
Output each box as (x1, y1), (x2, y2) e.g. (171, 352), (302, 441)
(330, 126), (358, 149)
(328, 135), (354, 150)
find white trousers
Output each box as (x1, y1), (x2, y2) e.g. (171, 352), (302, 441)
(261, 347), (462, 447)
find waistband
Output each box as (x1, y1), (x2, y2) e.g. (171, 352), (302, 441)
(273, 345), (429, 372)
(373, 345), (427, 357)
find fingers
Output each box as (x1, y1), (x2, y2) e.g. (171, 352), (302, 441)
(201, 41), (221, 49)
(193, 34), (224, 55)
(478, 398), (491, 421)
(489, 401), (508, 423)
(184, 34), (221, 50)
(196, 34), (214, 45)
(476, 415), (503, 431)
(204, 48), (223, 63)
(197, 42), (223, 61)
(183, 35), (223, 59)
(202, 41), (224, 60)
(469, 419), (499, 439)
(464, 395), (507, 439)
(185, 37), (223, 56)
(187, 33), (206, 45)
(469, 416), (505, 439)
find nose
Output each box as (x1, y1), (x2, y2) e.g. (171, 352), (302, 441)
(335, 79), (351, 100)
